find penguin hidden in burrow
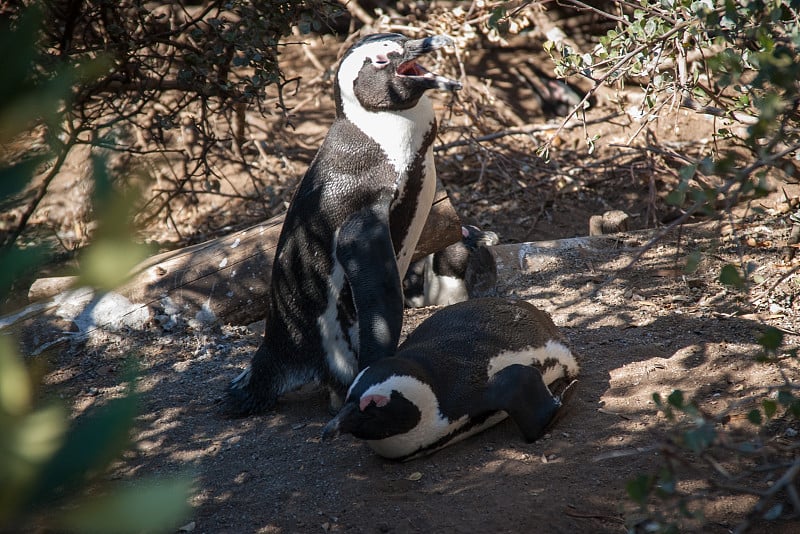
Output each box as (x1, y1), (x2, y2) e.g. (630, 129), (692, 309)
(226, 33), (462, 415)
(322, 297), (580, 461)
(403, 224), (500, 308)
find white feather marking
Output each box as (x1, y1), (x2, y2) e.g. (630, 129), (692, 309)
(423, 271), (468, 307)
(486, 341), (580, 386)
(347, 367), (370, 399)
(337, 41), (436, 176)
(336, 41), (438, 279)
(318, 239), (358, 384)
(358, 374), (470, 459)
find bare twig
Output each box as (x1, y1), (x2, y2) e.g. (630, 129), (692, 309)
(1, 130), (81, 252)
(434, 112), (624, 152)
(734, 457), (800, 534)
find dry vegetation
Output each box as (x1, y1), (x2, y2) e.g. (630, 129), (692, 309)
(2, 1), (800, 533)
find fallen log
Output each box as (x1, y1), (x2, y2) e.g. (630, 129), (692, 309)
(2, 186), (462, 354)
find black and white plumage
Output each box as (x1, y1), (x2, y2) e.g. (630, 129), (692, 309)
(226, 33), (462, 415)
(322, 298), (580, 461)
(403, 225), (499, 307)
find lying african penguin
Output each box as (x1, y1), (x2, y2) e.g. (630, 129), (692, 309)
(403, 224), (499, 307)
(225, 33), (462, 415)
(322, 297), (580, 461)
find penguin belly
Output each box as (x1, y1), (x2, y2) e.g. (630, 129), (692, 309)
(422, 269), (469, 306)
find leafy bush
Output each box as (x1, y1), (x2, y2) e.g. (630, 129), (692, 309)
(523, 1), (800, 530)
(1, 6), (191, 532)
(1, 0), (341, 252)
(544, 0), (798, 225)
(625, 329), (799, 532)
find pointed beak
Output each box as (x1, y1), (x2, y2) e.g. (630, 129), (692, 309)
(403, 35), (454, 60)
(398, 35), (462, 92)
(321, 401), (360, 442)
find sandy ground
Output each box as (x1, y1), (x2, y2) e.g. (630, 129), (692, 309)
(12, 32), (800, 533)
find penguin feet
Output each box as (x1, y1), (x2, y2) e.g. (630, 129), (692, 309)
(223, 367), (278, 417)
(328, 388), (345, 415)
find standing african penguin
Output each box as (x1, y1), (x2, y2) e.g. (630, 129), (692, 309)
(226, 33), (462, 415)
(322, 297), (580, 461)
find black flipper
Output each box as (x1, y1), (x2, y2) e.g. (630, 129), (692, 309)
(487, 364), (562, 442)
(336, 201), (404, 369)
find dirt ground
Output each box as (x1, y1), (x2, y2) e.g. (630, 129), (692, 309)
(20, 33), (800, 533)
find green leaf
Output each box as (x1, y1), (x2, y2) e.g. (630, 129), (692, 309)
(60, 475), (193, 534)
(763, 503), (783, 521)
(684, 422), (716, 453)
(488, 6), (506, 29)
(626, 474), (653, 505)
(0, 338), (32, 415)
(678, 164), (697, 181)
(77, 239), (153, 290)
(25, 383), (139, 508)
(667, 390), (685, 409)
(791, 399), (800, 418)
(758, 327), (783, 352)
(652, 392), (663, 407)
(747, 409), (763, 425)
(762, 399), (777, 419)
(684, 250), (702, 274)
(0, 6), (41, 105)
(0, 245), (47, 301)
(656, 467), (676, 496)
(666, 189), (685, 206)
(0, 403), (67, 521)
(719, 264), (745, 288)
(0, 155), (49, 201)
(777, 390), (794, 406)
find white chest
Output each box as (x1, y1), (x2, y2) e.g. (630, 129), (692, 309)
(341, 94), (435, 176)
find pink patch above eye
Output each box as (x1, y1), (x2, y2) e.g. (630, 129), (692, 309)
(360, 394), (389, 411)
(373, 54), (390, 66)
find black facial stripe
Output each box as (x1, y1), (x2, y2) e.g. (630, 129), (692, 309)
(349, 390), (421, 440)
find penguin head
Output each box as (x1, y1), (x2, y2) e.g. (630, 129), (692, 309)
(321, 361), (426, 442)
(335, 33), (461, 115)
(431, 225), (499, 279)
(462, 225), (500, 250)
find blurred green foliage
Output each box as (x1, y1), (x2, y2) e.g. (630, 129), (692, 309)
(533, 1), (800, 530)
(1, 4), (190, 532)
(625, 328), (798, 532)
(546, 0), (799, 284)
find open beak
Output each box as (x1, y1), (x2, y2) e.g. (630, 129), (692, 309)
(321, 401), (359, 441)
(398, 35), (462, 92)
